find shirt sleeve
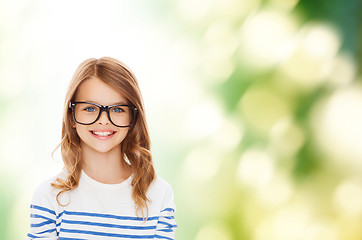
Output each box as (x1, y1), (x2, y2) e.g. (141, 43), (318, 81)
(154, 183), (177, 240)
(27, 181), (59, 240)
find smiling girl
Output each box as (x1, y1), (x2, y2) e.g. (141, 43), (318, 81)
(27, 57), (177, 239)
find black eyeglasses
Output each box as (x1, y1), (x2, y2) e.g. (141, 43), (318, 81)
(69, 101), (138, 127)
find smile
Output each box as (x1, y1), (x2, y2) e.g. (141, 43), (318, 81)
(90, 131), (116, 136)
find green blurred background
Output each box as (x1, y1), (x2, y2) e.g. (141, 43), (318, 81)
(0, 0), (362, 239)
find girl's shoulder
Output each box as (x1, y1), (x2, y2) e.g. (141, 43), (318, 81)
(147, 175), (176, 211)
(34, 169), (67, 193)
(148, 175), (175, 199)
(149, 175), (172, 190)
(31, 169), (68, 205)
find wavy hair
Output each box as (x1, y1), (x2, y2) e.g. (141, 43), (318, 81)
(51, 57), (155, 218)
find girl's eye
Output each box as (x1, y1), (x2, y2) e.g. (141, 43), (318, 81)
(84, 107), (96, 112)
(112, 107), (124, 113)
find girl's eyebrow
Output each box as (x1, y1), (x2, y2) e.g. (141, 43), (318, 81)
(82, 100), (129, 105)
(111, 101), (129, 105)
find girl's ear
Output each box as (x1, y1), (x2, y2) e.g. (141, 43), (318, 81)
(70, 116), (76, 128)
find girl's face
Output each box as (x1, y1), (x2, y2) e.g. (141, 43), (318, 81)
(72, 77), (130, 154)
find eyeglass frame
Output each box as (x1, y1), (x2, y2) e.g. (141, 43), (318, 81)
(69, 101), (138, 128)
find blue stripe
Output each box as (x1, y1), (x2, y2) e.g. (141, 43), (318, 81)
(59, 238), (86, 240)
(27, 233), (37, 238)
(31, 204), (56, 215)
(62, 219), (156, 230)
(61, 228), (155, 238)
(30, 214), (56, 224)
(158, 221), (177, 228)
(31, 205), (62, 219)
(155, 234), (174, 240)
(57, 211), (64, 219)
(162, 216), (174, 220)
(31, 220), (53, 228)
(27, 228), (57, 237)
(63, 210), (159, 221)
(161, 208), (175, 212)
(157, 228), (174, 233)
(35, 228), (57, 235)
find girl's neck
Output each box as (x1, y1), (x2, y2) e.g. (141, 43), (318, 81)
(80, 143), (131, 184)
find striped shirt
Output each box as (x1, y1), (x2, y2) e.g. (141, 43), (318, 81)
(27, 170), (177, 239)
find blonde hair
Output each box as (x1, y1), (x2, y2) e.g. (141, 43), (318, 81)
(51, 57), (155, 218)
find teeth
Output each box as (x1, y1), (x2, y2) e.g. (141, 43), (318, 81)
(93, 131), (114, 136)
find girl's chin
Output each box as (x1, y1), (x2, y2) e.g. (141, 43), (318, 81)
(80, 142), (121, 154)
(91, 145), (120, 153)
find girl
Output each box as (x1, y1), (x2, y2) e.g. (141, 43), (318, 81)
(27, 57), (177, 239)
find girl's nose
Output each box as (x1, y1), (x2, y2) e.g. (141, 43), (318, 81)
(97, 111), (110, 125)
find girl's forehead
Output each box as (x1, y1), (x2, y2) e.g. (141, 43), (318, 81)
(75, 77), (128, 105)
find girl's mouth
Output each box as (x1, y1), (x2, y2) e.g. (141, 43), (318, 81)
(90, 131), (116, 137)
